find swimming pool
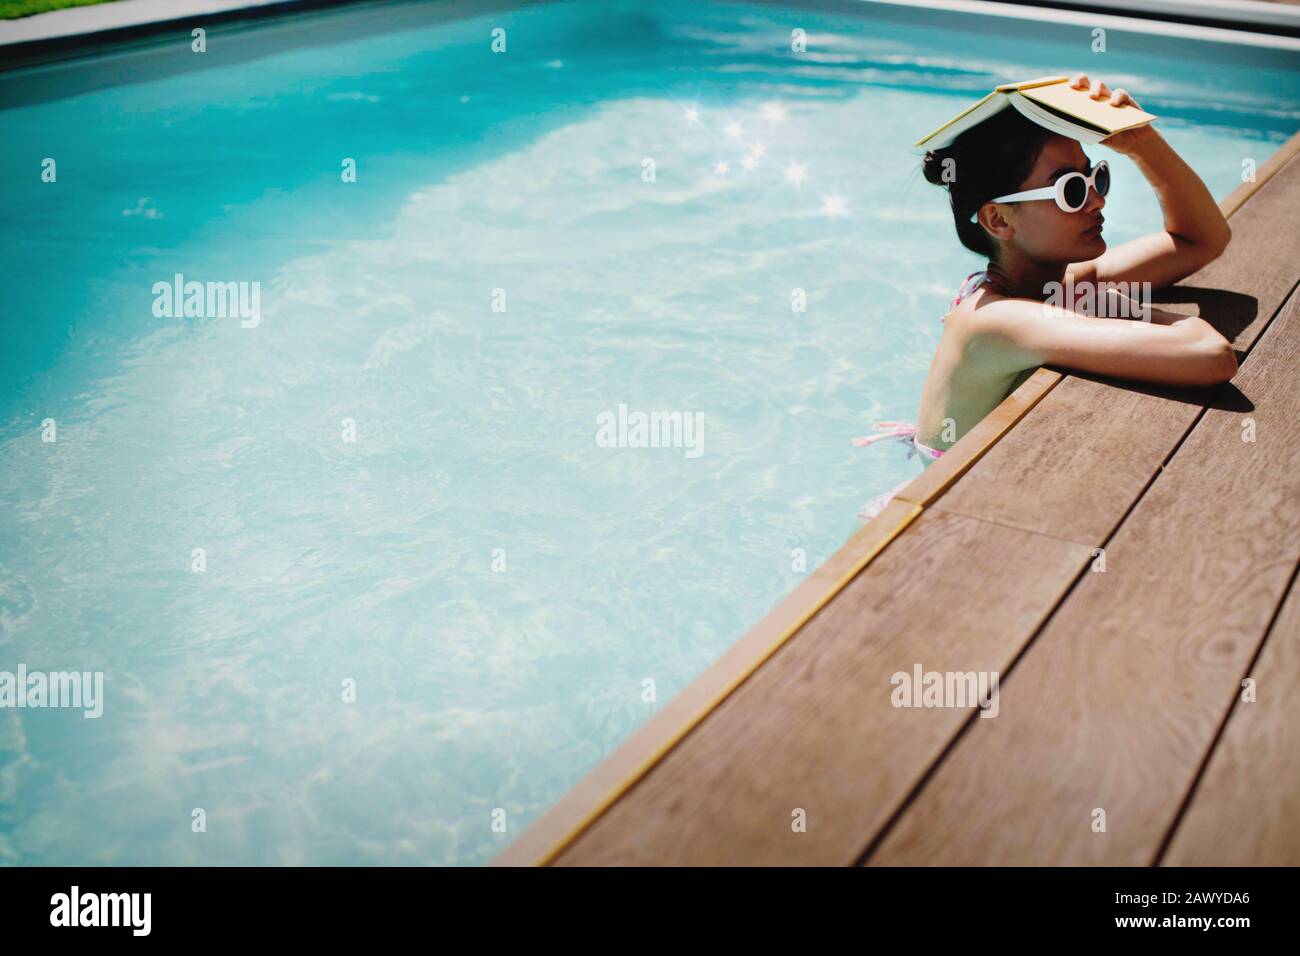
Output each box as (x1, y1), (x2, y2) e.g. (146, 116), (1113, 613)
(1, 0), (1296, 865)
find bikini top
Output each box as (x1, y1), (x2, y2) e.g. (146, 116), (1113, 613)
(946, 270), (988, 316)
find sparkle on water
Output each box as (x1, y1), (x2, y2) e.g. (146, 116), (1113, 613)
(0, 0), (1295, 865)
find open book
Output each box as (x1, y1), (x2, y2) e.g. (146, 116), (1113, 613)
(914, 76), (1156, 150)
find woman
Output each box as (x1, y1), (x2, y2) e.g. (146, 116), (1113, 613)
(861, 73), (1236, 481)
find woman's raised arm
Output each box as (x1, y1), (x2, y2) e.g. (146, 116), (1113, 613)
(1064, 75), (1232, 290)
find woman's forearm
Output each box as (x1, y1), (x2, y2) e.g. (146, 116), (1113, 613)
(1114, 126), (1232, 253)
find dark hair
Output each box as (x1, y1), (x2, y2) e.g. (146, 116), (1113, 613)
(921, 108), (1053, 259)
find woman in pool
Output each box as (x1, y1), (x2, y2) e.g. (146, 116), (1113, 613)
(858, 74), (1236, 515)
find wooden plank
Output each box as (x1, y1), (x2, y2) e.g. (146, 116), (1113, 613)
(932, 375), (1198, 545)
(930, 151), (1300, 545)
(491, 495), (922, 866)
(553, 507), (1092, 865)
(1218, 127), (1300, 220)
(894, 367), (1061, 509)
(867, 285), (1300, 866)
(1177, 150), (1300, 353)
(1161, 566), (1300, 866)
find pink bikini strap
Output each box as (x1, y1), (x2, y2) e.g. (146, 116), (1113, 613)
(852, 421), (917, 447)
(853, 421), (945, 460)
(948, 270), (988, 311)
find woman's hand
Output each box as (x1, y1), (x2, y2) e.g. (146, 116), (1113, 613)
(1071, 71), (1144, 110)
(1062, 72), (1231, 291)
(1070, 72), (1140, 110)
(1069, 73), (1157, 155)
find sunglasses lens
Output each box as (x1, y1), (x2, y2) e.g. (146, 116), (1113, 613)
(1061, 175), (1087, 211)
(1095, 162), (1110, 198)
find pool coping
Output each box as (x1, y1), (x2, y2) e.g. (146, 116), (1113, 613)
(0, 0), (357, 49)
(3, 0), (1298, 60)
(989, 0), (1300, 37)
(848, 0), (1300, 49)
(880, 0), (1300, 39)
(492, 126), (1300, 866)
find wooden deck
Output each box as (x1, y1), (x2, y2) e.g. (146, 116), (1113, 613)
(495, 129), (1300, 867)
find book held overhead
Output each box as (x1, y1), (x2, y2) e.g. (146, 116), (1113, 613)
(915, 76), (1157, 149)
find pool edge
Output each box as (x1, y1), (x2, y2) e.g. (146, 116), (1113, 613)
(491, 369), (1059, 868)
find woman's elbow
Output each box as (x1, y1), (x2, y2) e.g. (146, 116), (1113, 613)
(1214, 220), (1232, 257)
(1201, 220), (1232, 265)
(1212, 340), (1239, 383)
(1187, 334), (1238, 385)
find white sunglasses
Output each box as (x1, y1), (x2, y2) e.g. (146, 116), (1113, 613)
(970, 160), (1110, 223)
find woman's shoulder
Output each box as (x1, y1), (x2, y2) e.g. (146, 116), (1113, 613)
(941, 284), (1035, 369)
(942, 271), (999, 327)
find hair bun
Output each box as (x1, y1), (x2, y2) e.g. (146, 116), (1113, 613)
(921, 149), (948, 186)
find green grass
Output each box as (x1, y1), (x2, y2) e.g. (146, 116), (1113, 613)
(2, 0), (121, 20)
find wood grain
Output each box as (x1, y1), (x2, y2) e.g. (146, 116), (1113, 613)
(1161, 568), (1300, 866)
(491, 496), (921, 865)
(554, 507), (1091, 865)
(868, 287), (1300, 866)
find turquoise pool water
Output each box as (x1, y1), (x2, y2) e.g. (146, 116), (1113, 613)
(1, 0), (1295, 865)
